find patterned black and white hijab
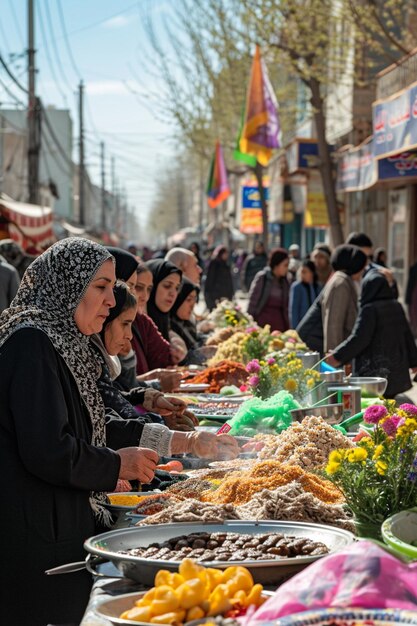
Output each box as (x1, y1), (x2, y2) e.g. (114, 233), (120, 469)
(0, 237), (114, 520)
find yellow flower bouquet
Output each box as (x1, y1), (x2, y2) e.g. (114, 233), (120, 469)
(246, 352), (320, 400)
(325, 401), (417, 535)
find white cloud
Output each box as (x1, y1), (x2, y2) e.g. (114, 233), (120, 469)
(102, 15), (130, 29)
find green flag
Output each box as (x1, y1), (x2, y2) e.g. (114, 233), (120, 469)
(233, 107), (257, 167)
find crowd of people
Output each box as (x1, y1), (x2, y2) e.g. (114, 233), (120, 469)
(1, 232), (417, 624)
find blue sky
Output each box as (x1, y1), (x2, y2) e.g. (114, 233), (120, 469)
(0, 0), (176, 225)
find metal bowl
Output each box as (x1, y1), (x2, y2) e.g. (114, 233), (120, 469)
(84, 520), (355, 586)
(290, 403), (344, 425)
(94, 590), (274, 626)
(348, 377), (387, 396)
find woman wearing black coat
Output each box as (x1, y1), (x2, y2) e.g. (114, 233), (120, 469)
(204, 245), (234, 311)
(328, 270), (417, 398)
(0, 238), (160, 625)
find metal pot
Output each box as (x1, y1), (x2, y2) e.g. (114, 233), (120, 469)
(348, 377), (387, 396)
(84, 520), (355, 586)
(290, 403), (344, 425)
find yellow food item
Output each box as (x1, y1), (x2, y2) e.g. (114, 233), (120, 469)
(207, 584), (232, 617)
(151, 586), (180, 615)
(120, 605), (153, 622)
(178, 558), (204, 581)
(150, 610), (186, 624)
(154, 571), (184, 589)
(107, 494), (142, 506)
(176, 578), (208, 609)
(186, 606), (206, 621)
(119, 559), (265, 624)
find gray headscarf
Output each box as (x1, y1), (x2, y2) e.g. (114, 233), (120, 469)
(0, 237), (114, 521)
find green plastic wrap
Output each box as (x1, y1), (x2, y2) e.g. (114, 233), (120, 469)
(228, 390), (301, 435)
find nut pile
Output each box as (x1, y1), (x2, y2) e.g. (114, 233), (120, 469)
(256, 416), (352, 469)
(137, 500), (240, 525)
(201, 461), (344, 506)
(238, 482), (355, 532)
(120, 531), (329, 562)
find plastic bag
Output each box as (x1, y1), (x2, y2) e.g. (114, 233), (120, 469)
(227, 390), (300, 436)
(252, 540), (417, 622)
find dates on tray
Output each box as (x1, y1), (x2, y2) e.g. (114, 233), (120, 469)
(118, 531), (329, 562)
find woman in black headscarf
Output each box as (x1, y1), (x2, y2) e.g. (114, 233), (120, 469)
(146, 259), (182, 339)
(328, 270), (417, 397)
(106, 246), (138, 291)
(0, 238), (160, 625)
(321, 244), (367, 352)
(171, 277), (201, 352)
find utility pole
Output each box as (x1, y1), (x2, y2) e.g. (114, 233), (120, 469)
(27, 0), (40, 204)
(78, 81), (85, 225)
(100, 141), (106, 231)
(111, 155), (115, 229)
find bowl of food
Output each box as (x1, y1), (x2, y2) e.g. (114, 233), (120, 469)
(382, 508), (417, 560)
(348, 377), (387, 396)
(84, 520), (355, 586)
(290, 404), (344, 425)
(104, 491), (162, 513)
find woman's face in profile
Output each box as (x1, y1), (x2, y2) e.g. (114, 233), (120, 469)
(74, 259), (116, 335)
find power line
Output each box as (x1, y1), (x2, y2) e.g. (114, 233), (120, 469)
(56, 0), (82, 80)
(0, 49), (29, 94)
(8, 0), (25, 48)
(0, 75), (25, 107)
(60, 2), (139, 39)
(37, 0), (68, 107)
(40, 103), (74, 171)
(43, 0), (76, 94)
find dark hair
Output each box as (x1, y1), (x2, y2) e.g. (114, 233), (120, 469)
(301, 259), (318, 283)
(136, 261), (152, 276)
(331, 244), (368, 275)
(313, 243), (332, 257)
(346, 232), (373, 248)
(102, 281), (137, 332)
(269, 247), (289, 269)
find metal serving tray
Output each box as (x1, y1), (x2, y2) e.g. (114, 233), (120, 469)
(84, 520), (355, 586)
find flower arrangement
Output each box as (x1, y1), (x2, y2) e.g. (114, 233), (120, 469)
(325, 401), (417, 530)
(268, 329), (308, 353)
(246, 352), (321, 400)
(242, 325), (272, 362)
(208, 300), (254, 328)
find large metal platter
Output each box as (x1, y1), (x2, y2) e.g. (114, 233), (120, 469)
(84, 520), (355, 586)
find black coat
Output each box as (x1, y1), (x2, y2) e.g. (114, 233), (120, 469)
(204, 259), (234, 310)
(0, 329), (121, 625)
(333, 272), (417, 397)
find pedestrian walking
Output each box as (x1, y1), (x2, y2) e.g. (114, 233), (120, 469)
(204, 245), (234, 311)
(289, 260), (321, 328)
(248, 247), (290, 331)
(327, 270), (417, 398)
(406, 260), (417, 337)
(243, 241), (268, 291)
(321, 244), (367, 352)
(311, 243), (333, 288)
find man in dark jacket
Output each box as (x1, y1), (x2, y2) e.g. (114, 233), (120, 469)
(243, 241), (268, 291)
(327, 270), (417, 398)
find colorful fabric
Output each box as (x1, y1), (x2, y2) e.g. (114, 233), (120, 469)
(206, 141), (231, 208)
(236, 45), (280, 167)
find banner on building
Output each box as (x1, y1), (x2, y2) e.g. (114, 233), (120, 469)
(240, 177), (269, 234)
(336, 140), (377, 192)
(286, 138), (320, 174)
(304, 170), (328, 227)
(373, 80), (417, 159)
(337, 140), (417, 191)
(268, 161), (293, 224)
